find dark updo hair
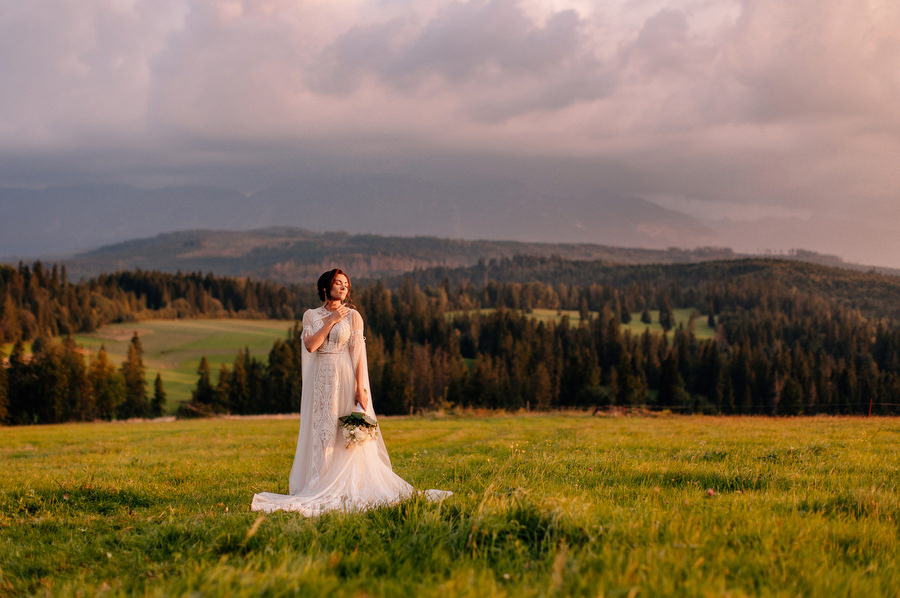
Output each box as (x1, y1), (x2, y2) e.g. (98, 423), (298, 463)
(317, 268), (352, 304)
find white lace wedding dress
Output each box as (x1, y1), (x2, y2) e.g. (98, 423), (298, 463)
(251, 306), (450, 515)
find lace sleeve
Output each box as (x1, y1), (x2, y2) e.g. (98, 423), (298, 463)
(348, 310), (365, 352)
(301, 309), (323, 343)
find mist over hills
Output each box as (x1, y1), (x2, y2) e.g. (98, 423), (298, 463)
(2, 181), (718, 258)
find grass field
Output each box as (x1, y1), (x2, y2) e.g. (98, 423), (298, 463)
(70, 319), (297, 412)
(1, 415), (897, 596)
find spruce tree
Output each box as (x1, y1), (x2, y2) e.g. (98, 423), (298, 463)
(6, 341), (29, 423)
(777, 377), (803, 415)
(90, 346), (124, 420)
(266, 340), (294, 413)
(119, 332), (148, 419)
(152, 373), (166, 417)
(0, 349), (8, 423)
(657, 350), (687, 408)
(228, 350), (250, 414)
(658, 297), (674, 332)
(214, 364), (231, 412)
(61, 336), (92, 421)
(641, 306), (652, 324)
(620, 302), (632, 324)
(192, 356), (214, 406)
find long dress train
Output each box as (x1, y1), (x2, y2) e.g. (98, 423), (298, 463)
(251, 307), (450, 515)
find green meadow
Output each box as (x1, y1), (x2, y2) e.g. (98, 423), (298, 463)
(70, 319), (297, 412)
(1, 415), (897, 596)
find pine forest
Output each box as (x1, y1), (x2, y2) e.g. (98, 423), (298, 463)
(3, 257), (900, 424)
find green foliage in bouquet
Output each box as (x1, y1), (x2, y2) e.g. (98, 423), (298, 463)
(339, 411), (377, 428)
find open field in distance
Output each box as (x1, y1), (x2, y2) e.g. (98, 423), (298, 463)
(1, 415), (897, 596)
(71, 319), (296, 411)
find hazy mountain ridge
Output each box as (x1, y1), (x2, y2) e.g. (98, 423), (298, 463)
(53, 227), (742, 283)
(12, 226), (892, 285)
(1, 181), (718, 258)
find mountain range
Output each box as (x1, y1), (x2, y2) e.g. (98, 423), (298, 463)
(3, 182), (893, 282)
(3, 180), (718, 258)
(10, 226), (888, 285)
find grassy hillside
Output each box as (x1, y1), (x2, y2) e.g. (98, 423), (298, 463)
(71, 319), (296, 412)
(1, 415), (897, 596)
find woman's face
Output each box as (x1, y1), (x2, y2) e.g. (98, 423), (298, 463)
(330, 274), (349, 301)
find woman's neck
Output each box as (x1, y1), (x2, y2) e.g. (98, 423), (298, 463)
(323, 299), (343, 311)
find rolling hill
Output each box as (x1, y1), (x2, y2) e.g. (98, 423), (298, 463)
(21, 227), (894, 286)
(53, 227), (744, 283)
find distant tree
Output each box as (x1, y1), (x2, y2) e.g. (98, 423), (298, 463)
(30, 335), (52, 357)
(265, 340), (294, 413)
(579, 297), (590, 324)
(530, 362), (554, 410)
(192, 356), (214, 406)
(615, 351), (647, 406)
(214, 364), (232, 412)
(228, 350), (250, 414)
(0, 349), (8, 423)
(246, 354), (266, 414)
(60, 336), (92, 421)
(641, 306), (652, 324)
(118, 332), (148, 419)
(89, 346), (123, 420)
(620, 302), (632, 324)
(657, 350), (687, 408)
(6, 341), (31, 424)
(777, 377), (803, 415)
(658, 297), (674, 332)
(151, 373), (166, 417)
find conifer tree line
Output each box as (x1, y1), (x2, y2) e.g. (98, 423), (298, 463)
(179, 278), (900, 418)
(0, 262), (317, 344)
(4, 258), (900, 423)
(2, 333), (164, 424)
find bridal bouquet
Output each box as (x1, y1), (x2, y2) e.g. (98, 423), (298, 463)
(339, 410), (379, 447)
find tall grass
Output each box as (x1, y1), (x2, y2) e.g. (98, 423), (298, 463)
(1, 415), (897, 596)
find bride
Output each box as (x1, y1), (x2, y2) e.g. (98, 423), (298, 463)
(251, 269), (450, 515)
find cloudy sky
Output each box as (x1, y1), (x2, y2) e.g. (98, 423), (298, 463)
(2, 0), (899, 266)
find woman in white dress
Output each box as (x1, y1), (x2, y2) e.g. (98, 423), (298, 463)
(251, 269), (449, 515)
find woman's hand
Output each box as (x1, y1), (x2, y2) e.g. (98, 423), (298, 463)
(304, 305), (352, 353)
(327, 305), (350, 325)
(355, 386), (368, 411)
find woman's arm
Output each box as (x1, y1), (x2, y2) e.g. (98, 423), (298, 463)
(303, 306), (350, 353)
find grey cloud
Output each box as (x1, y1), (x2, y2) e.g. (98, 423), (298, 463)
(625, 9), (692, 75)
(722, 0), (900, 123)
(0, 1), (181, 147)
(311, 0), (613, 119)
